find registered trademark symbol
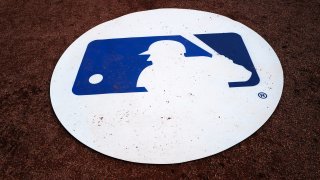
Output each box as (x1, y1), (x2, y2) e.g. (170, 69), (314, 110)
(258, 92), (267, 99)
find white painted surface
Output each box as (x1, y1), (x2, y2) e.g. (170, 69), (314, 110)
(50, 9), (283, 164)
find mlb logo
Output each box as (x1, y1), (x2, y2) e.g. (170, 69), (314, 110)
(72, 33), (260, 95)
(51, 9), (283, 164)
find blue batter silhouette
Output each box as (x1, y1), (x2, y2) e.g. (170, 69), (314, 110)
(72, 33), (260, 95)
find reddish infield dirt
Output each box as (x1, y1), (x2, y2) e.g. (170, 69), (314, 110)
(1, 0), (319, 179)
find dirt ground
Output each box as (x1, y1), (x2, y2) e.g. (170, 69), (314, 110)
(0, 0), (319, 179)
